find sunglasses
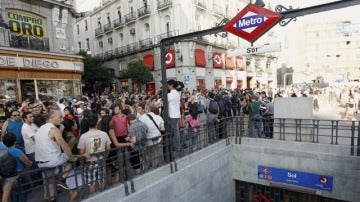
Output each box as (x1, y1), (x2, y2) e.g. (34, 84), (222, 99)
(12, 114), (20, 117)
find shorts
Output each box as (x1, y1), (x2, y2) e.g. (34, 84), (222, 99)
(36, 153), (69, 169)
(85, 162), (105, 185)
(129, 150), (140, 170)
(0, 153), (18, 179)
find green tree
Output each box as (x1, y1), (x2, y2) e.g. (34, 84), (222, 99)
(77, 50), (111, 94)
(124, 60), (153, 92)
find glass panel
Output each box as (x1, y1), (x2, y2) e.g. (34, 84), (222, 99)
(0, 80), (17, 103)
(36, 80), (76, 102)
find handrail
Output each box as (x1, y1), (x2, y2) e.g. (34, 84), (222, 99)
(6, 116), (359, 201)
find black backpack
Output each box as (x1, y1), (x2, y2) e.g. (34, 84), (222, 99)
(208, 100), (218, 114)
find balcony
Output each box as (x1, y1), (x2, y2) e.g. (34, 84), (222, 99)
(211, 7), (225, 18)
(9, 34), (49, 51)
(125, 12), (137, 24)
(126, 42), (138, 53)
(157, 30), (178, 42)
(113, 18), (124, 29)
(138, 6), (151, 19)
(103, 23), (113, 33)
(104, 50), (115, 59)
(95, 27), (104, 37)
(139, 38), (154, 49)
(193, 0), (206, 10)
(157, 0), (172, 11)
(114, 46), (126, 57)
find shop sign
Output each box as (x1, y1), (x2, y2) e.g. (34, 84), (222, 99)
(258, 165), (333, 192)
(6, 9), (46, 38)
(146, 83), (155, 95)
(0, 55), (83, 71)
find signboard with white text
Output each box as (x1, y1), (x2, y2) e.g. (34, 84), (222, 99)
(224, 4), (282, 42)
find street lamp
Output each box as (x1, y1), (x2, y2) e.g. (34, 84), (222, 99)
(283, 73), (292, 89)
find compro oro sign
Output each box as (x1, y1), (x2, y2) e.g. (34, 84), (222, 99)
(6, 9), (46, 38)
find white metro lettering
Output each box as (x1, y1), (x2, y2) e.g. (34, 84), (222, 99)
(236, 14), (264, 30)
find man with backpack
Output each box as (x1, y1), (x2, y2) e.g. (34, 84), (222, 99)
(206, 92), (219, 142)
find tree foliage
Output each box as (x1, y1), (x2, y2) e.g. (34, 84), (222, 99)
(124, 60), (153, 90)
(77, 50), (111, 93)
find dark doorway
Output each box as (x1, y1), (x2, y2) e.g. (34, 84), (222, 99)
(235, 180), (345, 202)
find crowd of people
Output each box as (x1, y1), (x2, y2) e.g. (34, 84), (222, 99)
(10, 80), (360, 201)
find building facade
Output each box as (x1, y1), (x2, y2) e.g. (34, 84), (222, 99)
(295, 21), (360, 85)
(74, 0), (278, 94)
(0, 0), (83, 102)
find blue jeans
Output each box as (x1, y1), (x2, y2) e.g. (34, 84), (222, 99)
(170, 118), (180, 151)
(249, 114), (262, 138)
(207, 113), (217, 141)
(185, 129), (198, 149)
(27, 152), (43, 186)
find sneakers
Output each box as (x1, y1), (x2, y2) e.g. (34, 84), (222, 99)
(56, 178), (70, 190)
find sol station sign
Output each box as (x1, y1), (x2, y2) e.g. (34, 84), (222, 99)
(224, 4), (282, 43)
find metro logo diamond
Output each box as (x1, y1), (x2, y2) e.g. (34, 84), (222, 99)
(224, 4), (282, 43)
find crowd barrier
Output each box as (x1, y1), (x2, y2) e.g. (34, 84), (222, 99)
(2, 116), (359, 201)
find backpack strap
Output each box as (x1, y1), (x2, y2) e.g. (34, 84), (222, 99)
(147, 114), (161, 132)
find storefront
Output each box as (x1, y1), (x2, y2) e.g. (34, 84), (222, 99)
(0, 47), (83, 103)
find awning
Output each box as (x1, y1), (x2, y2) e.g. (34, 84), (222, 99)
(195, 49), (206, 67)
(213, 52), (223, 68)
(166, 49), (175, 68)
(236, 56), (245, 70)
(225, 56), (234, 69)
(226, 76), (233, 83)
(143, 54), (154, 70)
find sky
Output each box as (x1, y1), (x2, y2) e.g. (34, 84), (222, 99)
(75, 0), (101, 12)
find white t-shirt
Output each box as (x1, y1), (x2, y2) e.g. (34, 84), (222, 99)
(139, 113), (164, 145)
(167, 89), (180, 118)
(35, 123), (62, 162)
(77, 130), (111, 162)
(21, 123), (38, 154)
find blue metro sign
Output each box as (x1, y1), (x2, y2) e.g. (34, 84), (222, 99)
(258, 165), (333, 192)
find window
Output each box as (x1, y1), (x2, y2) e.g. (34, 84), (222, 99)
(118, 10), (122, 22)
(98, 21), (102, 29)
(86, 38), (90, 51)
(76, 24), (79, 35)
(85, 20), (88, 31)
(107, 15), (111, 25)
(78, 41), (81, 49)
(164, 15), (170, 34)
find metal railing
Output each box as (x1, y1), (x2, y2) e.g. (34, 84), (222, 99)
(2, 116), (358, 201)
(125, 12), (137, 23)
(138, 6), (151, 18)
(95, 27), (104, 37)
(139, 38), (154, 49)
(103, 23), (113, 33)
(126, 42), (138, 53)
(113, 18), (124, 29)
(157, 30), (178, 42)
(157, 0), (172, 10)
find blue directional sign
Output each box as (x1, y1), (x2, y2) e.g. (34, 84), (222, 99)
(258, 165), (333, 192)
(183, 75), (190, 84)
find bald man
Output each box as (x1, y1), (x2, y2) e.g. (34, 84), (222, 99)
(35, 110), (76, 201)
